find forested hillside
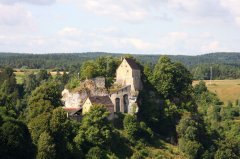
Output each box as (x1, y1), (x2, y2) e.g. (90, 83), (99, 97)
(1, 52), (240, 79)
(1, 56), (240, 159)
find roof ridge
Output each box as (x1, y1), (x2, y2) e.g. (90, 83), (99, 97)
(124, 58), (140, 70)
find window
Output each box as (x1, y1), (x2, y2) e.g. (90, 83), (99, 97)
(115, 98), (120, 112)
(123, 94), (129, 113)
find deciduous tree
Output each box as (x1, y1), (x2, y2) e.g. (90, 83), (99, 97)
(74, 105), (113, 151)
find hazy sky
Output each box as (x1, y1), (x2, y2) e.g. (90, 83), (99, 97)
(1, 0), (240, 55)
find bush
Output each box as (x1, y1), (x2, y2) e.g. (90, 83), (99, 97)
(65, 77), (80, 90)
(86, 147), (106, 159)
(139, 122), (154, 142)
(131, 148), (148, 159)
(130, 152), (144, 159)
(123, 115), (139, 141)
(178, 138), (202, 159)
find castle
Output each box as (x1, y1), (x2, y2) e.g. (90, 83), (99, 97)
(62, 58), (142, 119)
(116, 58), (142, 92)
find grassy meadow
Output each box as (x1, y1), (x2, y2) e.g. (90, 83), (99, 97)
(193, 80), (240, 105)
(14, 69), (65, 84)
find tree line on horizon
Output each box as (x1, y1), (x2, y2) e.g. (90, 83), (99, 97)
(1, 52), (240, 80)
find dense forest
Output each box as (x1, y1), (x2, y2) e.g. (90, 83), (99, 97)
(0, 55), (240, 159)
(1, 52), (240, 79)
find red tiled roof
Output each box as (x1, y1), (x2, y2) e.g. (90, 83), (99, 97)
(63, 107), (81, 110)
(63, 107), (82, 115)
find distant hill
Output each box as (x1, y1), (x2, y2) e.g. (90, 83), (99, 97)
(169, 52), (240, 66)
(136, 52), (240, 67)
(1, 52), (240, 79)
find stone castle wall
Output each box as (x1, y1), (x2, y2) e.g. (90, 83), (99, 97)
(109, 85), (131, 113)
(116, 59), (142, 91)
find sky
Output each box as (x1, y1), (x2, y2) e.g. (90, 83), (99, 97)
(1, 0), (240, 55)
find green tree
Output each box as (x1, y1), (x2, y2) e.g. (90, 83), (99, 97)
(74, 105), (113, 150)
(28, 81), (62, 108)
(143, 63), (153, 81)
(215, 136), (240, 159)
(0, 120), (35, 159)
(85, 147), (106, 159)
(0, 80), (19, 109)
(28, 112), (51, 144)
(194, 81), (208, 95)
(36, 70), (50, 83)
(50, 107), (67, 133)
(177, 114), (204, 159)
(65, 76), (80, 90)
(24, 73), (39, 95)
(80, 61), (97, 79)
(0, 107), (17, 120)
(0, 67), (16, 86)
(178, 138), (202, 159)
(50, 107), (72, 159)
(216, 121), (240, 152)
(123, 115), (139, 141)
(61, 71), (69, 85)
(220, 104), (235, 120)
(26, 81), (62, 120)
(151, 56), (192, 100)
(205, 105), (221, 130)
(37, 131), (56, 159)
(0, 68), (19, 109)
(79, 57), (120, 87)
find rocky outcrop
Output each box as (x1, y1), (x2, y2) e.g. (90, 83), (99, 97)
(62, 78), (108, 108)
(61, 89), (86, 108)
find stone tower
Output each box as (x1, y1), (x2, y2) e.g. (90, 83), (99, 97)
(116, 58), (142, 92)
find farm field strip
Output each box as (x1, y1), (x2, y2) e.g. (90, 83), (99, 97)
(14, 69), (65, 84)
(193, 80), (240, 105)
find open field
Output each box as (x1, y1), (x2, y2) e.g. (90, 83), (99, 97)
(193, 80), (240, 105)
(14, 69), (66, 84)
(14, 72), (25, 84)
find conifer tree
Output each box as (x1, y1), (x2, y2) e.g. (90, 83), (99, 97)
(37, 131), (56, 159)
